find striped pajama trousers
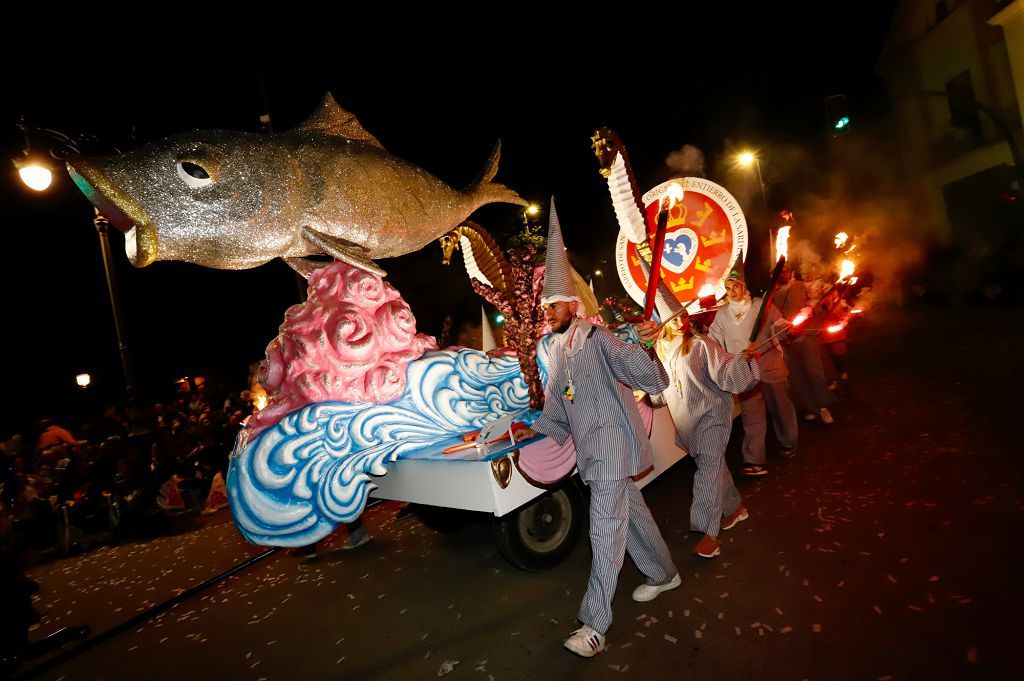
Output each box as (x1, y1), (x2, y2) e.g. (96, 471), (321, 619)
(688, 447), (743, 538)
(578, 478), (677, 635)
(739, 381), (799, 465)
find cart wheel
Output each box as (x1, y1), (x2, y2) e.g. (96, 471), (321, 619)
(492, 480), (586, 571)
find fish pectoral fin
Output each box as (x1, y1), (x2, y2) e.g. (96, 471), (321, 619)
(283, 257), (332, 279)
(300, 226), (387, 277)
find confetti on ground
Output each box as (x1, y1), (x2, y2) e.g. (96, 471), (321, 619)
(694, 630), (703, 639)
(664, 634), (677, 643)
(780, 626), (793, 634)
(873, 605), (883, 615)
(813, 624), (822, 633)
(775, 607), (784, 615)
(437, 660), (459, 676)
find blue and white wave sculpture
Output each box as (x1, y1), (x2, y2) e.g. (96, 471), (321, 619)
(228, 349), (533, 547)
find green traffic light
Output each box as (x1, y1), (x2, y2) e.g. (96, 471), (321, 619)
(495, 314), (505, 324)
(834, 116), (850, 130)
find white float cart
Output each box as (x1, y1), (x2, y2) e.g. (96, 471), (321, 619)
(369, 407), (687, 570)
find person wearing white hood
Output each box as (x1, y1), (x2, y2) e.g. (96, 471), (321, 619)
(636, 261), (761, 560)
(512, 199), (679, 659)
(709, 266), (799, 477)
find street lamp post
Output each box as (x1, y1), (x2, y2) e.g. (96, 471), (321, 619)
(736, 150), (769, 206)
(14, 122), (140, 417)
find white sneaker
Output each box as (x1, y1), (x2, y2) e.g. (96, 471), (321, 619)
(819, 408), (834, 424)
(564, 625), (605, 657)
(632, 573), (682, 602)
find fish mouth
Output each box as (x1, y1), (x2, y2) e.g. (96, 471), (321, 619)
(66, 156), (158, 267)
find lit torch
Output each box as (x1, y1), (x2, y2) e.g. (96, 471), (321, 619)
(643, 183), (684, 321)
(775, 225), (791, 263)
(791, 307), (811, 327)
(749, 225), (791, 343)
(834, 232), (848, 250)
(837, 259), (856, 283)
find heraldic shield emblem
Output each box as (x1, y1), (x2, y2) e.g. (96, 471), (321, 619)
(615, 177), (748, 311)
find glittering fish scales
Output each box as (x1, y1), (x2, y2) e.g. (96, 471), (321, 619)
(67, 93), (525, 276)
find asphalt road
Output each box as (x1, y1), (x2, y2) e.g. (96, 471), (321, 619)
(18, 307), (1024, 681)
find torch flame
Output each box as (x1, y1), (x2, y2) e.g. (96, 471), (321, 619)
(838, 259), (856, 282)
(698, 284), (715, 298)
(834, 232), (848, 249)
(664, 183), (685, 209)
(851, 308), (863, 314)
(791, 307), (811, 327)
(775, 226), (791, 263)
(827, 323), (847, 334)
(254, 393), (268, 411)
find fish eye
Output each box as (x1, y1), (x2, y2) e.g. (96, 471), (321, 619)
(176, 161), (213, 189)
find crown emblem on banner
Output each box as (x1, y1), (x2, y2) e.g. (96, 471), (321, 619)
(700, 231), (725, 248)
(667, 204), (689, 229)
(670, 276), (695, 292)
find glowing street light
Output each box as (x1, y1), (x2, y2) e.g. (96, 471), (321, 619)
(14, 120), (140, 414)
(735, 150), (768, 205)
(76, 373), (91, 388)
(526, 204), (540, 216)
(18, 162), (53, 191)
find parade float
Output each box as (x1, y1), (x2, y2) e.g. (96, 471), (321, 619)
(67, 101), (748, 569)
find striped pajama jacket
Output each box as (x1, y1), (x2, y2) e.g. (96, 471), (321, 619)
(656, 334), (761, 537)
(709, 296), (799, 464)
(532, 320), (677, 635)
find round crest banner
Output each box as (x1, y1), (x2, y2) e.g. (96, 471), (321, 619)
(615, 177), (748, 309)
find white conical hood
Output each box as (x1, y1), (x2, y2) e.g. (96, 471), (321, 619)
(540, 197), (580, 306)
(481, 306), (498, 352)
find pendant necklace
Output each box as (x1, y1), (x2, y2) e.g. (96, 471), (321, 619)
(562, 324), (579, 403)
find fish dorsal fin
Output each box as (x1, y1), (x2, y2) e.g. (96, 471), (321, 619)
(297, 93), (384, 149)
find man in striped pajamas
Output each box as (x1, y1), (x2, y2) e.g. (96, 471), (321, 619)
(640, 307), (761, 559)
(708, 270), (799, 477)
(774, 266), (836, 424)
(513, 200), (680, 658)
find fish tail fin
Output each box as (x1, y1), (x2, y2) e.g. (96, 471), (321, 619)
(468, 140), (528, 209)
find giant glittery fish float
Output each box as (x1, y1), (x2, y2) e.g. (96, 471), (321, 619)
(66, 94), (526, 277)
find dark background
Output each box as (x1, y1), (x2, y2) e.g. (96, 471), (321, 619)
(1, 7), (899, 428)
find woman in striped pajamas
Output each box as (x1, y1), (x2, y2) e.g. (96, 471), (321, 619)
(640, 311), (761, 559)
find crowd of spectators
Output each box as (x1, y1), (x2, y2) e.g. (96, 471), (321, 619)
(0, 382), (255, 562)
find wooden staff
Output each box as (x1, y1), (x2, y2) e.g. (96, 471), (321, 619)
(642, 201), (672, 321)
(748, 255), (787, 342)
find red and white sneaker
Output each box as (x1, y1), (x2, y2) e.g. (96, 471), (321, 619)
(693, 534), (721, 559)
(564, 625), (606, 658)
(721, 505), (749, 531)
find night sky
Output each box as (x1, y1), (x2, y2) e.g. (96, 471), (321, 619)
(2, 7), (898, 428)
